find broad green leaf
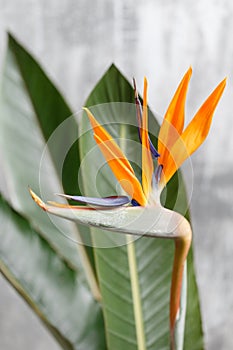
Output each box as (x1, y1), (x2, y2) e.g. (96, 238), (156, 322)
(0, 193), (106, 350)
(79, 65), (204, 349)
(0, 33), (95, 274)
(0, 34), (104, 348)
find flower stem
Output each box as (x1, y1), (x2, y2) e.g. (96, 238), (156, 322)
(170, 222), (192, 350)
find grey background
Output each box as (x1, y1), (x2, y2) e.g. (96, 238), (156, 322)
(0, 0), (233, 349)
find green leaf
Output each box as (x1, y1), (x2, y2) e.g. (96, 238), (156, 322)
(7, 33), (80, 195)
(79, 64), (204, 349)
(0, 33), (95, 272)
(0, 34), (105, 349)
(0, 193), (106, 350)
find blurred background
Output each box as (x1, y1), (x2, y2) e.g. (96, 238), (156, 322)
(0, 0), (232, 349)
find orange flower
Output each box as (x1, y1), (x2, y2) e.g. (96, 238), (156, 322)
(30, 69), (226, 349)
(83, 76), (154, 206)
(31, 70), (226, 210)
(83, 69), (226, 206)
(158, 68), (226, 185)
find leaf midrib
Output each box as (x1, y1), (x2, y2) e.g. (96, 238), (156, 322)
(127, 236), (146, 350)
(119, 123), (146, 350)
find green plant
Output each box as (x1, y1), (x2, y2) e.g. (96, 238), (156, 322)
(0, 34), (224, 349)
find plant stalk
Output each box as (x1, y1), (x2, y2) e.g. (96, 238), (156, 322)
(170, 223), (192, 350)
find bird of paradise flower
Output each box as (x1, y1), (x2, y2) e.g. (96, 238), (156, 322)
(30, 67), (226, 350)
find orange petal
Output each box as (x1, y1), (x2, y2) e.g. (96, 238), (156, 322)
(47, 201), (96, 210)
(141, 77), (154, 199)
(94, 134), (147, 206)
(83, 107), (135, 175)
(162, 78), (226, 184)
(158, 67), (192, 168)
(29, 188), (47, 211)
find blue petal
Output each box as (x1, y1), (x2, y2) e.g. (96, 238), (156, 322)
(56, 194), (130, 207)
(149, 137), (160, 158)
(131, 199), (140, 206)
(133, 78), (160, 159)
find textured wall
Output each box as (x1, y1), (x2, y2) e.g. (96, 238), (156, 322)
(0, 0), (233, 349)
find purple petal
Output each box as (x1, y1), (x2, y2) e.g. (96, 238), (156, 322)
(149, 137), (160, 158)
(56, 194), (130, 207)
(131, 199), (140, 206)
